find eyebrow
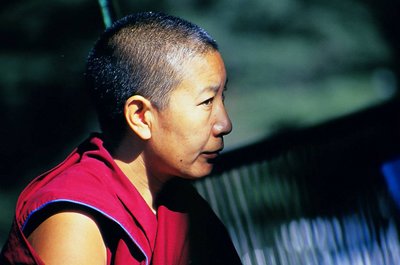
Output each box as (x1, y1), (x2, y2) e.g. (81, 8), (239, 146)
(198, 77), (229, 95)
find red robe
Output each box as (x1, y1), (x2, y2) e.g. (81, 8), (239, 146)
(0, 135), (242, 265)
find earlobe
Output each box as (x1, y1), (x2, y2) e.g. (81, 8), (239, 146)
(124, 95), (153, 140)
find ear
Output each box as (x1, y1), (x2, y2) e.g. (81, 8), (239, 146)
(124, 95), (154, 140)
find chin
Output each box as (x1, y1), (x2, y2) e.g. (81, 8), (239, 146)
(177, 156), (219, 178)
(180, 165), (213, 180)
(191, 167), (213, 179)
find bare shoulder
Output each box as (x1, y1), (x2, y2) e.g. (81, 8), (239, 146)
(27, 211), (107, 265)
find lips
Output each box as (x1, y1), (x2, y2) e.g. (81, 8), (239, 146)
(202, 147), (223, 160)
(202, 152), (220, 159)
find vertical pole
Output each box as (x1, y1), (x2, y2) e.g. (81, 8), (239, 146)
(97, 0), (120, 28)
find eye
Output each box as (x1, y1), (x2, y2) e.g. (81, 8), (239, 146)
(201, 97), (214, 106)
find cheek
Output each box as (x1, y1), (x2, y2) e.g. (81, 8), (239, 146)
(171, 114), (210, 145)
(182, 127), (210, 150)
(171, 135), (207, 166)
(157, 110), (213, 158)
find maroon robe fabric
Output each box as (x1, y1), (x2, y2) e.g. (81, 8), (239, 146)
(0, 134), (242, 265)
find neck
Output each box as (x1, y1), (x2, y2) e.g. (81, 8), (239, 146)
(110, 133), (164, 214)
(115, 159), (162, 214)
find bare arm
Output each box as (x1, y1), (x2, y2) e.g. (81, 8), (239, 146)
(27, 212), (107, 265)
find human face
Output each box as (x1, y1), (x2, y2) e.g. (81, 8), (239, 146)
(146, 51), (232, 181)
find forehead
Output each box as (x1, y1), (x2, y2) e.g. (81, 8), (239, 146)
(174, 51), (226, 94)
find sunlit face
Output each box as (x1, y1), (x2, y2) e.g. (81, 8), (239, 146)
(145, 50), (232, 181)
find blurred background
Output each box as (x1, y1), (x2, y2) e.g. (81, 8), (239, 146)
(1, 0), (400, 264)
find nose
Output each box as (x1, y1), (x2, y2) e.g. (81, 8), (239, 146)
(213, 104), (232, 137)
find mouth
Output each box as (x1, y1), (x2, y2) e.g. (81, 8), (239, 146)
(202, 147), (224, 160)
(202, 152), (220, 160)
